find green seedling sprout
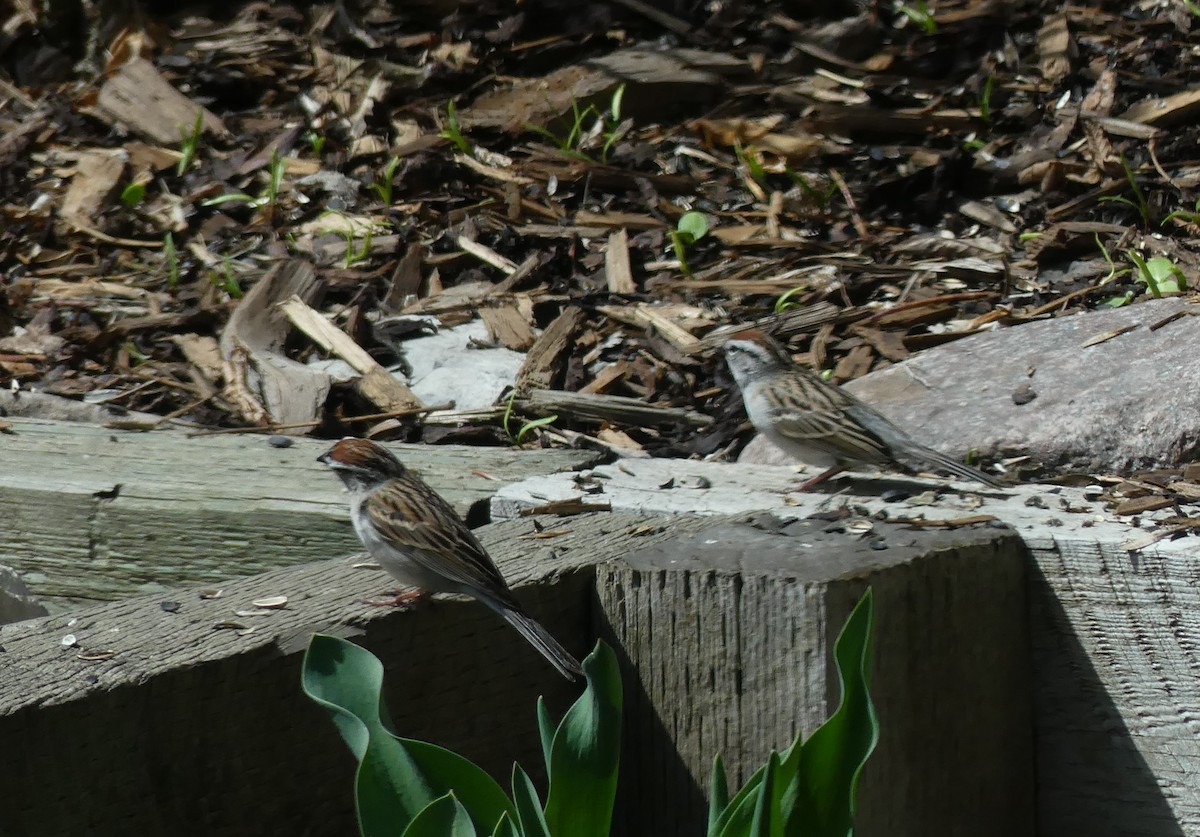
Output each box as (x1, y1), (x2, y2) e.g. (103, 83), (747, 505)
(1163, 198), (1200, 227)
(211, 258), (243, 298)
(599, 83), (628, 162)
(774, 286), (807, 313)
(200, 148), (288, 213)
(163, 232), (179, 290)
(343, 227), (374, 268)
(787, 169), (839, 208)
(502, 391), (558, 445)
(304, 130), (326, 158)
(439, 102), (473, 156)
(371, 156), (400, 206)
(1099, 152), (1151, 226)
(120, 182), (146, 208)
(670, 211), (710, 279)
(1127, 249), (1187, 297)
(897, 0), (937, 33)
(980, 75), (996, 124)
(735, 142), (768, 185)
(1095, 233), (1133, 307)
(177, 109), (204, 176)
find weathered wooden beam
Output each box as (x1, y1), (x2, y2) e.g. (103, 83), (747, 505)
(1028, 535), (1200, 837)
(498, 458), (1200, 836)
(0, 512), (723, 837)
(595, 516), (1033, 837)
(0, 418), (600, 609)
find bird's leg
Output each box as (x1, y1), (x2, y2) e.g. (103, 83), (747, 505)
(796, 465), (847, 492)
(363, 589), (429, 608)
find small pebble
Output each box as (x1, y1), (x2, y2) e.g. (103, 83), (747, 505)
(987, 519), (1009, 529)
(869, 538), (888, 550)
(268, 435), (294, 448)
(160, 601), (181, 613)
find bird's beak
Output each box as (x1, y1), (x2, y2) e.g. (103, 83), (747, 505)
(316, 451), (331, 465)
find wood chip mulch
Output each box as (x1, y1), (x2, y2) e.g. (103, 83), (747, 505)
(2, 0), (1198, 464)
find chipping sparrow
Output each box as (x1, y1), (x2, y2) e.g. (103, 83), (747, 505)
(318, 437), (583, 680)
(723, 329), (1003, 491)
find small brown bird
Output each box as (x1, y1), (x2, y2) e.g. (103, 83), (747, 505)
(723, 329), (1002, 491)
(318, 437), (583, 680)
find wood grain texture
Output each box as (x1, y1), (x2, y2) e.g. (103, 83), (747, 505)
(501, 458), (1200, 836)
(0, 418), (600, 608)
(515, 305), (584, 391)
(595, 517), (1034, 837)
(1028, 534), (1200, 837)
(0, 512), (720, 837)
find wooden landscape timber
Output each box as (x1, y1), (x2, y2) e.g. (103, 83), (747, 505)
(0, 418), (601, 610)
(0, 511), (1032, 837)
(496, 458), (1200, 837)
(3, 425), (1199, 836)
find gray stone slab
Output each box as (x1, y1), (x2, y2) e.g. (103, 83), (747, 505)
(739, 298), (1200, 473)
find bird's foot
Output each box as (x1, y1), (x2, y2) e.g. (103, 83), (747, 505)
(363, 589), (428, 608)
(794, 466), (848, 492)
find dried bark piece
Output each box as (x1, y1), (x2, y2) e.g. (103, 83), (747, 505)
(382, 245), (425, 312)
(96, 57), (228, 145)
(219, 261), (331, 430)
(1037, 13), (1074, 84)
(516, 307), (586, 392)
(279, 296), (423, 412)
(523, 389), (712, 428)
(59, 150), (127, 229)
(460, 47), (731, 133)
(605, 229), (636, 294)
(480, 305), (536, 351)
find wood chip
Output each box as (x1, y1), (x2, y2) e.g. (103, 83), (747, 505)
(516, 306), (585, 391)
(220, 261), (332, 428)
(1081, 324), (1138, 348)
(59, 150), (126, 228)
(458, 236), (518, 274)
(1113, 496), (1174, 516)
(279, 295), (423, 411)
(519, 498), (613, 516)
(96, 57), (228, 145)
(1037, 13), (1074, 84)
(523, 389), (712, 427)
(605, 229), (636, 294)
(479, 304), (536, 351)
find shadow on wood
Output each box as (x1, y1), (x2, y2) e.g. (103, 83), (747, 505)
(594, 517), (1036, 837)
(1030, 559), (1188, 837)
(0, 513), (718, 836)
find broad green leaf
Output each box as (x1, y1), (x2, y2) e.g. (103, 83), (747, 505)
(713, 779), (766, 837)
(536, 697), (554, 770)
(491, 811), (520, 837)
(542, 642), (623, 837)
(707, 755), (730, 837)
(401, 793), (477, 837)
(786, 589), (878, 837)
(512, 764), (552, 837)
(676, 211), (709, 245)
(302, 634), (515, 837)
(302, 634), (436, 836)
(404, 740), (515, 834)
(749, 752), (779, 837)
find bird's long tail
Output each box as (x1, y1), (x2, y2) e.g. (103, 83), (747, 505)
(904, 441), (1005, 488)
(497, 605), (584, 681)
